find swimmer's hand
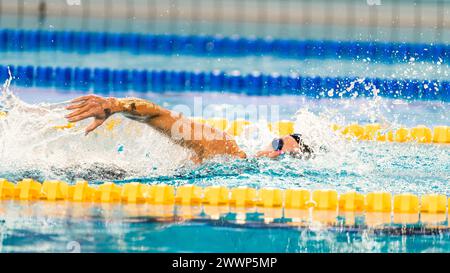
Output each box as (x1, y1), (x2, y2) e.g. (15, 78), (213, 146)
(256, 150), (283, 159)
(65, 95), (120, 135)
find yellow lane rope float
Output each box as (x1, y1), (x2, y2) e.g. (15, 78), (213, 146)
(0, 179), (448, 217)
(0, 111), (448, 143)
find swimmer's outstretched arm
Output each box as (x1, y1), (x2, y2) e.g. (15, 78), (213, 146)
(65, 95), (246, 162)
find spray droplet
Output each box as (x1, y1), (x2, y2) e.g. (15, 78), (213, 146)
(117, 144), (124, 153)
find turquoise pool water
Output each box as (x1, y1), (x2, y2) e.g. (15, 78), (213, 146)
(0, 43), (449, 252)
(0, 84), (448, 253)
(1, 201), (449, 253)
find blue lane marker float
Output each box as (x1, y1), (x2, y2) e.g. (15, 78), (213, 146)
(55, 67), (73, 89)
(36, 66), (53, 87)
(0, 29), (449, 63)
(74, 67), (91, 90)
(131, 69), (149, 92)
(0, 64), (449, 101)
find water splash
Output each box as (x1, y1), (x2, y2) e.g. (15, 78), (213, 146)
(0, 77), (358, 185)
(0, 79), (193, 182)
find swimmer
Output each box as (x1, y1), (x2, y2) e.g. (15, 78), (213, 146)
(65, 95), (312, 163)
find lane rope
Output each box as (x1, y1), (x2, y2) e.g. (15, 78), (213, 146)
(1, 65), (449, 101)
(0, 29), (448, 63)
(0, 179), (448, 219)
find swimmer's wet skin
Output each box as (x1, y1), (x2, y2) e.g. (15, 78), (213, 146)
(65, 95), (308, 163)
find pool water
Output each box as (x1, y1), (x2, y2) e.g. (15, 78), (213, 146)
(0, 46), (449, 253)
(1, 201), (449, 253)
(0, 83), (448, 253)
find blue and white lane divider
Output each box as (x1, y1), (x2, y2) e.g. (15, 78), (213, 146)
(0, 29), (449, 63)
(1, 64), (448, 101)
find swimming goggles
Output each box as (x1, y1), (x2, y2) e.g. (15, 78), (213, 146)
(271, 133), (302, 151)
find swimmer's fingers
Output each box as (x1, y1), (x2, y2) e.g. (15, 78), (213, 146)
(267, 151), (283, 158)
(71, 95), (98, 103)
(66, 110), (96, 123)
(65, 101), (88, 110)
(256, 151), (269, 157)
(85, 119), (104, 135)
(65, 105), (91, 119)
(256, 150), (282, 159)
(256, 150), (277, 158)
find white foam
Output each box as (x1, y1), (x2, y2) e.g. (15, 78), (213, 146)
(0, 78), (192, 181)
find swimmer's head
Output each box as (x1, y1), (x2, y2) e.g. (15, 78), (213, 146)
(256, 133), (313, 159)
